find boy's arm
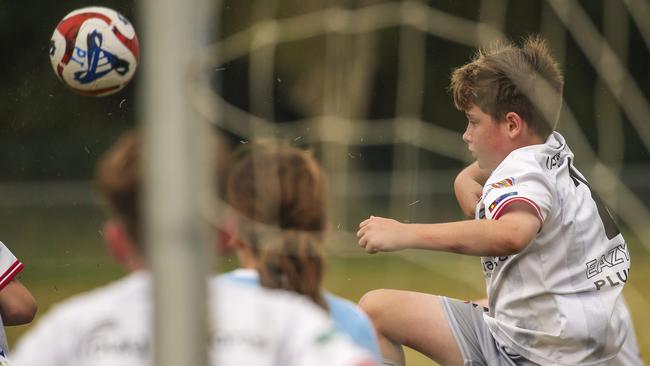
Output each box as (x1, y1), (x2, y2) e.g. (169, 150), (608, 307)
(357, 202), (540, 256)
(0, 279), (37, 325)
(454, 162), (491, 218)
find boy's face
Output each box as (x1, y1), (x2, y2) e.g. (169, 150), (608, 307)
(462, 105), (510, 171)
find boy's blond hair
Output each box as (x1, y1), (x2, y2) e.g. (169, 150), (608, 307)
(450, 35), (564, 139)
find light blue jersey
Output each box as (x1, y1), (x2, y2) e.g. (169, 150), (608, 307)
(216, 269), (381, 361)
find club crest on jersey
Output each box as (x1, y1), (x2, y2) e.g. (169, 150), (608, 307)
(489, 177), (515, 189)
(488, 192), (517, 212)
(545, 152), (562, 170)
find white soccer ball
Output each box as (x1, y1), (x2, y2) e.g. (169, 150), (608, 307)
(49, 6), (139, 97)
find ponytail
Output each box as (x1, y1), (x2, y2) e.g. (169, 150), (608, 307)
(256, 230), (328, 310)
(227, 144), (330, 311)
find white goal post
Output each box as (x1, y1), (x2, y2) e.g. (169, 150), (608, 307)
(139, 0), (215, 365)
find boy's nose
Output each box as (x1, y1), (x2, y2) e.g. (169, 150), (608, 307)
(462, 129), (471, 144)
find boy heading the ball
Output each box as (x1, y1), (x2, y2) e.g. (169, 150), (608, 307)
(357, 36), (638, 365)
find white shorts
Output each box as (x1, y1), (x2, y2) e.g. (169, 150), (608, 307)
(440, 297), (538, 366)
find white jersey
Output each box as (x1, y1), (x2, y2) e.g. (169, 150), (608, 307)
(476, 132), (631, 365)
(0, 241), (25, 357)
(11, 271), (375, 366)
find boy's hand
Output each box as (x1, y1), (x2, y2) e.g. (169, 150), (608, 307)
(454, 162), (490, 218)
(357, 216), (408, 253)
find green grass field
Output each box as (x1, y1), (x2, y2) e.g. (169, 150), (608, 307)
(4, 205), (649, 365)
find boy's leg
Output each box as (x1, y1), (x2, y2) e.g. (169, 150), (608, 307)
(376, 336), (405, 366)
(359, 289), (464, 366)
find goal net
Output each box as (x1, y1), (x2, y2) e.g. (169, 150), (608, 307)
(186, 1), (650, 364)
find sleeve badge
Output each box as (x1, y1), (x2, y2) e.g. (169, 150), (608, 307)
(488, 192), (518, 212)
(489, 177), (515, 189)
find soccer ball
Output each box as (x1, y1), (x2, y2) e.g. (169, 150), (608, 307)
(49, 7), (139, 97)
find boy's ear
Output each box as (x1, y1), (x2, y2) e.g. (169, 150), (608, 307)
(215, 215), (235, 254)
(216, 211), (247, 253)
(102, 219), (134, 264)
(504, 111), (525, 138)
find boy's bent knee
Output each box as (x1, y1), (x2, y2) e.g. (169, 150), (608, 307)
(358, 289), (408, 331)
(358, 289), (390, 318)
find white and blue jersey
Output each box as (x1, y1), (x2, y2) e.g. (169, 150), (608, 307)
(216, 268), (381, 361)
(12, 271), (375, 366)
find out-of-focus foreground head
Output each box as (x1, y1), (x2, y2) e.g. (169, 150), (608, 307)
(94, 130), (142, 249)
(226, 143), (329, 309)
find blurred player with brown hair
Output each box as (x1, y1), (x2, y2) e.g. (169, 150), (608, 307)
(217, 143), (381, 361)
(12, 130), (376, 366)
